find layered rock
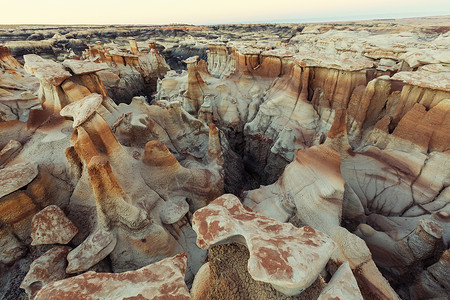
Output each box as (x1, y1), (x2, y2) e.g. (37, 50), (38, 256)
(1, 19), (449, 300)
(82, 39), (169, 102)
(191, 194), (370, 299)
(156, 33), (450, 298)
(23, 54), (119, 127)
(0, 45), (22, 69)
(243, 145), (398, 299)
(0, 49), (224, 298)
(62, 93), (223, 276)
(0, 45), (40, 122)
(317, 261), (363, 300)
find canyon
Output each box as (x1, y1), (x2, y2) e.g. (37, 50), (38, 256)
(0, 16), (449, 300)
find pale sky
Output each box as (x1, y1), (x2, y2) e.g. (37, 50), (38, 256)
(2, 0), (450, 25)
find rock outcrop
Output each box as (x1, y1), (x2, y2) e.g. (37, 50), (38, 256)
(0, 45), (40, 122)
(156, 30), (449, 298)
(192, 194), (366, 299)
(82, 39), (170, 102)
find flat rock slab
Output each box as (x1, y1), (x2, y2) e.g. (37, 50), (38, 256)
(62, 59), (109, 75)
(20, 246), (71, 299)
(0, 140), (21, 165)
(60, 93), (102, 127)
(24, 54), (71, 86)
(294, 51), (374, 71)
(31, 205), (78, 246)
(317, 261), (363, 300)
(66, 228), (117, 274)
(160, 198), (189, 224)
(35, 253), (191, 300)
(392, 71), (450, 92)
(0, 162), (38, 198)
(192, 194), (337, 296)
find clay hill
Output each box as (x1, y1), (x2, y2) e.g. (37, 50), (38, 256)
(0, 16), (449, 300)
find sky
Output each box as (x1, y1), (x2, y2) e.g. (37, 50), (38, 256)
(1, 0), (450, 25)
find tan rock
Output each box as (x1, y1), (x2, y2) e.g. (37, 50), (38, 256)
(24, 54), (71, 86)
(87, 156), (149, 233)
(392, 70), (450, 92)
(0, 191), (38, 241)
(62, 59), (109, 75)
(60, 93), (103, 127)
(190, 262), (211, 300)
(0, 226), (26, 264)
(0, 45), (22, 69)
(0, 140), (22, 166)
(0, 162), (38, 198)
(317, 261), (363, 300)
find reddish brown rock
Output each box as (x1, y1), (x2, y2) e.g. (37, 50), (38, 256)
(192, 194), (336, 296)
(34, 253), (191, 300)
(0, 45), (21, 69)
(31, 205), (78, 246)
(20, 246), (71, 299)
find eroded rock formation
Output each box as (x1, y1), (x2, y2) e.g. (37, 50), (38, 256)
(0, 18), (449, 300)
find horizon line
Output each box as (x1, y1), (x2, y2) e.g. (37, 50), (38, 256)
(0, 13), (449, 27)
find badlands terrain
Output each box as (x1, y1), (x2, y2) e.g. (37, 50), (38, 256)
(0, 16), (449, 299)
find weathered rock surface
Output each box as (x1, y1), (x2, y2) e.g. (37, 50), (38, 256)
(34, 253), (190, 300)
(66, 228), (116, 274)
(82, 39), (170, 103)
(317, 261), (363, 300)
(193, 194), (336, 296)
(31, 205), (78, 246)
(1, 17), (449, 300)
(20, 246), (71, 299)
(0, 162), (38, 198)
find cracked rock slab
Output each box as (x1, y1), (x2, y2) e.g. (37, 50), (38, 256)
(34, 253), (191, 300)
(62, 59), (109, 75)
(0, 162), (38, 198)
(192, 194), (336, 296)
(31, 205), (78, 246)
(60, 93), (103, 127)
(20, 246), (71, 299)
(23, 54), (71, 86)
(66, 228), (116, 274)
